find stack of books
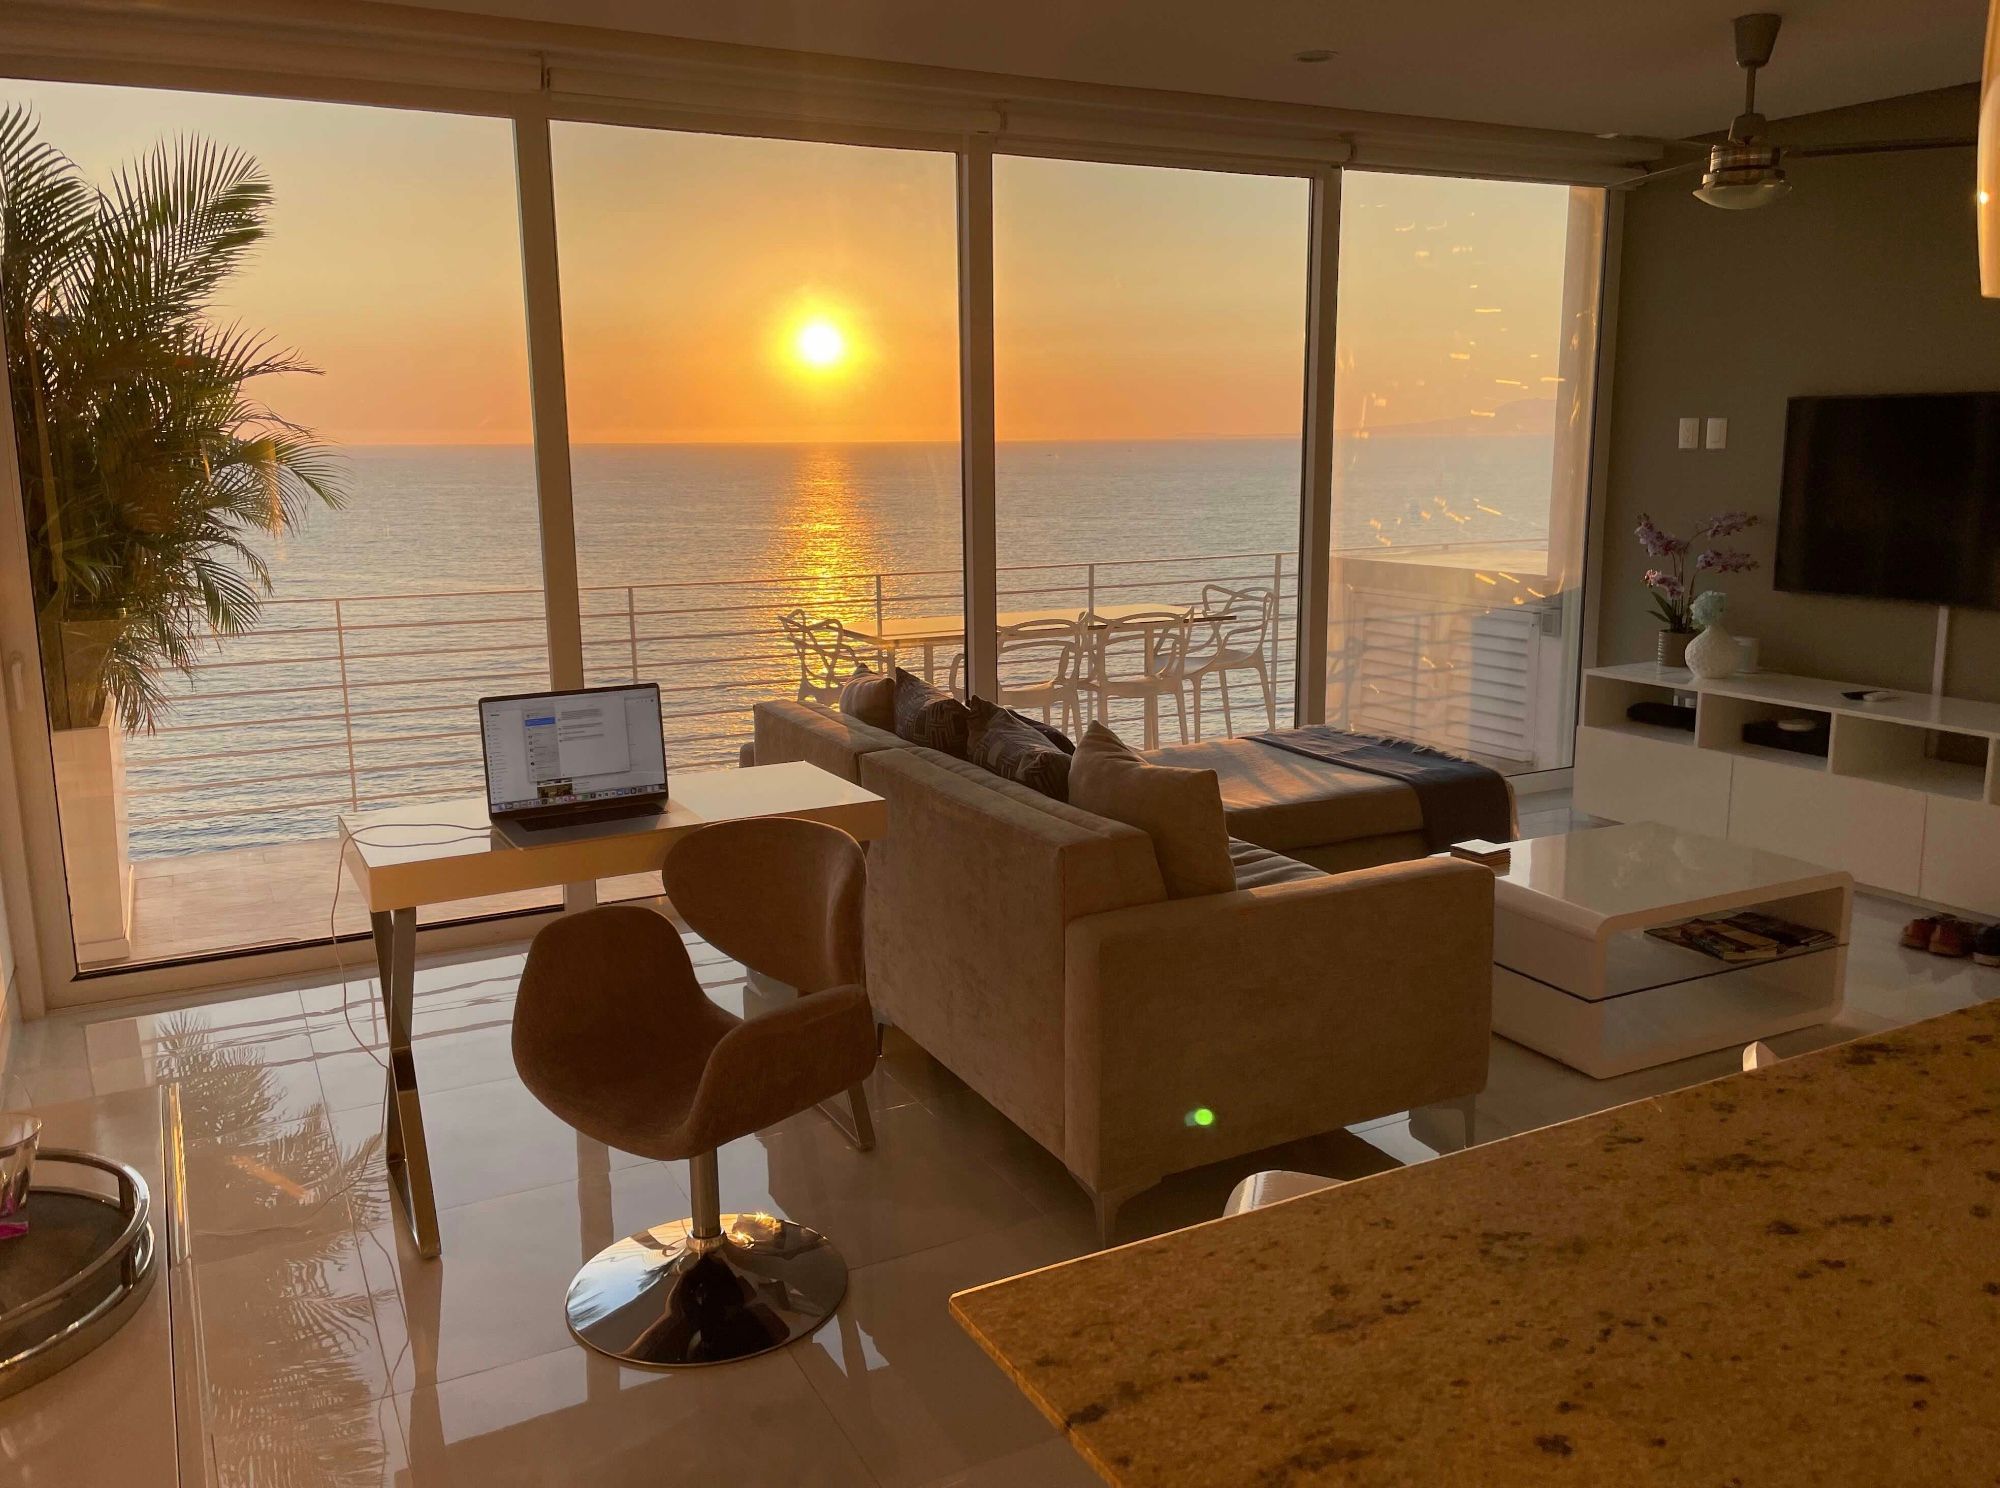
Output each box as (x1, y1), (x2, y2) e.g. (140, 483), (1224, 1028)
(1646, 910), (1836, 963)
(1448, 838), (1512, 870)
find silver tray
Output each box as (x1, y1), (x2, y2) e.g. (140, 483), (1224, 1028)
(0, 1149), (157, 1401)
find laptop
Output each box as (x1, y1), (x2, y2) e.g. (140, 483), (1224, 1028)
(478, 683), (669, 847)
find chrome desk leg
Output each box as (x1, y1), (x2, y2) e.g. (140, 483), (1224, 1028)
(372, 907), (440, 1259)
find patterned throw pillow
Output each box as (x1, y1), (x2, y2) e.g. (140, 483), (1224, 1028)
(891, 667), (971, 757)
(968, 697), (1071, 801)
(838, 666), (896, 732)
(1009, 710), (1075, 754)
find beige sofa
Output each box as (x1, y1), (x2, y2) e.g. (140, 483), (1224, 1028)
(748, 699), (1494, 1230)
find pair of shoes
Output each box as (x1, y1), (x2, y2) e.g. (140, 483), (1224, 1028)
(1901, 915), (1943, 949)
(1903, 915), (1991, 959)
(1930, 919), (1978, 958)
(1977, 924), (2000, 968)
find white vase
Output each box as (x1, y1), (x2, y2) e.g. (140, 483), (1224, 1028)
(1686, 621), (1740, 680)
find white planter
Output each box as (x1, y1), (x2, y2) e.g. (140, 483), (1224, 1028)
(52, 710), (133, 962)
(1685, 622), (1740, 680)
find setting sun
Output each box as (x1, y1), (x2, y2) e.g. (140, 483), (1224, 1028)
(794, 317), (847, 369)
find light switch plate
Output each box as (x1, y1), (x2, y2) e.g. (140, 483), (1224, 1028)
(1705, 417), (1728, 450)
(1677, 417), (1700, 450)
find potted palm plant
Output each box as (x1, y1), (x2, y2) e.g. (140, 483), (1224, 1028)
(0, 109), (343, 958)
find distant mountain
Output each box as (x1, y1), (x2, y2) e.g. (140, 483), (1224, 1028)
(1342, 397), (1557, 439)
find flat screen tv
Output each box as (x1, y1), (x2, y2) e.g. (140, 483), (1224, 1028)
(1776, 392), (2000, 611)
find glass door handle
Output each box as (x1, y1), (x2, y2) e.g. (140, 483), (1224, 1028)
(5, 654), (26, 714)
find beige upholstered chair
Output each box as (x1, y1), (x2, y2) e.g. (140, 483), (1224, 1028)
(669, 816), (880, 1151)
(512, 819), (876, 1368)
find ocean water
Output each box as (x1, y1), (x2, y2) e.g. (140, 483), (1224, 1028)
(123, 437), (1552, 855)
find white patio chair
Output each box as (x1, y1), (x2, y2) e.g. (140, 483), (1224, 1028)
(1325, 630), (1366, 730)
(949, 615), (1086, 735)
(778, 609), (873, 705)
(1187, 583), (1278, 738)
(1083, 608), (1196, 749)
(1223, 1170), (1342, 1217)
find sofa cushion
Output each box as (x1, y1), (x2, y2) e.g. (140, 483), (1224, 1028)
(892, 667), (971, 757)
(1068, 722), (1234, 899)
(968, 697), (1071, 801)
(1145, 737), (1425, 851)
(839, 667), (896, 732)
(1228, 838), (1325, 890)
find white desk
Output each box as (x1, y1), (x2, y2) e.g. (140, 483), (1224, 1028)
(339, 762), (889, 1258)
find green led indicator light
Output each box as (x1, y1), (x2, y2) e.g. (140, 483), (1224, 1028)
(1186, 1107), (1216, 1129)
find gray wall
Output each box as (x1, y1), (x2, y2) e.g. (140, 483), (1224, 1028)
(1597, 85), (2000, 700)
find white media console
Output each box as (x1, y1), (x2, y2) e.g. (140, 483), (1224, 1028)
(1573, 664), (2000, 917)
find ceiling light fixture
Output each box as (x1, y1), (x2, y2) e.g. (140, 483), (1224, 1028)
(1693, 13), (1790, 210)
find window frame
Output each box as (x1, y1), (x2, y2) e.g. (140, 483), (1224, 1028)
(0, 53), (1614, 1008)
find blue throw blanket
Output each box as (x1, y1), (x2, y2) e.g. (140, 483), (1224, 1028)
(1246, 727), (1512, 852)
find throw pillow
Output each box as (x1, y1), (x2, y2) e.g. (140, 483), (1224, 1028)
(1009, 709), (1075, 754)
(838, 666), (896, 732)
(891, 667), (971, 757)
(1067, 721), (1233, 898)
(967, 697), (1071, 801)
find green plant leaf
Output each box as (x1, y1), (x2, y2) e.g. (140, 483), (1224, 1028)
(2, 106), (346, 731)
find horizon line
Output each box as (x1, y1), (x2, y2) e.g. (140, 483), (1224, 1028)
(321, 428), (1554, 449)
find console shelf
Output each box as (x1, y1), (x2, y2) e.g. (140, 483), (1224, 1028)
(1575, 664), (2000, 915)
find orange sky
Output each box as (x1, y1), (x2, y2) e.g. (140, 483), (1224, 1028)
(7, 81), (1572, 446)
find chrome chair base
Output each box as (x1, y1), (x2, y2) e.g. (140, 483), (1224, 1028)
(564, 1212), (848, 1368)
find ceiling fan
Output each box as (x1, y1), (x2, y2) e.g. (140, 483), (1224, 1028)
(1623, 12), (1976, 209)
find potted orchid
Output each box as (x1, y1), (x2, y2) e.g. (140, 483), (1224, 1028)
(1636, 511), (1760, 668)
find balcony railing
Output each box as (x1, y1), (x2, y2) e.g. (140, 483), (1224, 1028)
(120, 537), (1567, 862)
(123, 550), (1306, 858)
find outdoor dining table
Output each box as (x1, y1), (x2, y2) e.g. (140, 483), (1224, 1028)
(839, 600), (1236, 744)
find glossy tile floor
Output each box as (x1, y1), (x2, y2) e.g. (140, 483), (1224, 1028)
(5, 801), (1995, 1486)
(82, 833), (666, 971)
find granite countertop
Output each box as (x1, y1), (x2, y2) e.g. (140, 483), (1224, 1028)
(952, 1001), (2000, 1485)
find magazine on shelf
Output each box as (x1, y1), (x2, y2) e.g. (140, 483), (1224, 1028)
(1645, 910), (1836, 964)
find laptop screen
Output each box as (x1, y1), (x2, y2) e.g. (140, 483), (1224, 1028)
(479, 684), (668, 817)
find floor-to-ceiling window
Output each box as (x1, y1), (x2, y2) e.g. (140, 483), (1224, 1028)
(991, 157), (1311, 749)
(0, 64), (1613, 997)
(550, 124), (962, 792)
(1, 83), (542, 971)
(1328, 172), (1604, 772)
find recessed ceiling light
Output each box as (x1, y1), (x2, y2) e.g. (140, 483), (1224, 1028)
(1294, 48), (1336, 63)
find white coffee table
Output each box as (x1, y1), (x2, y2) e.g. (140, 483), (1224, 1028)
(1488, 821), (1852, 1078)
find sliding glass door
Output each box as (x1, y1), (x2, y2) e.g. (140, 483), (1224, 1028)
(549, 125), (961, 844)
(0, 71), (1610, 996)
(1, 81), (544, 974)
(991, 156), (1310, 749)
(1327, 172), (1604, 772)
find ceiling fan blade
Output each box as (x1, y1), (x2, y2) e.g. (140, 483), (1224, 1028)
(1613, 158), (1706, 190)
(1786, 137), (1974, 159)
